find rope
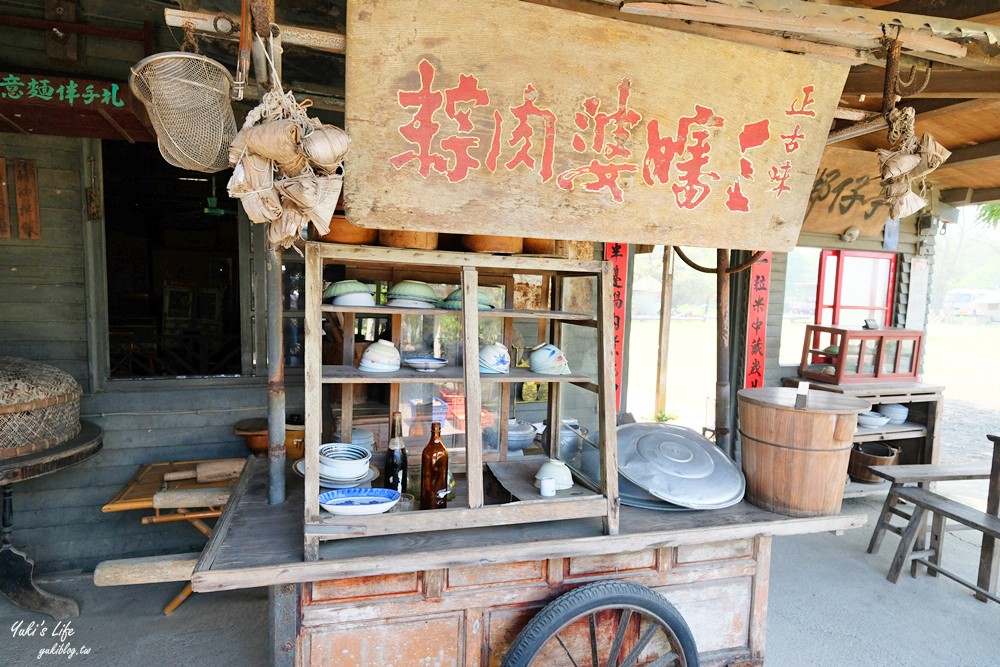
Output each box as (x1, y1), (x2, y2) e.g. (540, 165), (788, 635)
(180, 21), (200, 54)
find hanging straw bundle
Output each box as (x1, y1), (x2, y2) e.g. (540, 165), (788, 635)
(269, 200), (309, 249)
(279, 173), (343, 235)
(227, 154), (282, 223)
(302, 125), (351, 174)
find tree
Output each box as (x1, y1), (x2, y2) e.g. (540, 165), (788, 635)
(977, 203), (1000, 228)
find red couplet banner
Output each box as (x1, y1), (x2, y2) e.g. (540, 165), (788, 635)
(744, 252), (772, 389)
(604, 242), (628, 411)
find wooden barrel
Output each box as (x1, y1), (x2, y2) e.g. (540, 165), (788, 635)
(378, 230), (438, 250)
(312, 214), (378, 245)
(461, 234), (523, 254)
(848, 443), (899, 483)
(737, 387), (869, 517)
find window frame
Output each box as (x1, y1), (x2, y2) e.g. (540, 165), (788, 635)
(814, 249), (896, 327)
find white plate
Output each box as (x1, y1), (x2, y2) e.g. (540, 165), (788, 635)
(319, 488), (400, 515)
(293, 460), (380, 489)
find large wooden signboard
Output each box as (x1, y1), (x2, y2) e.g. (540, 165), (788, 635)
(344, 0), (849, 251)
(801, 146), (889, 238)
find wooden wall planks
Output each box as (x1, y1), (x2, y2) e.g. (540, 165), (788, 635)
(0, 157), (9, 238)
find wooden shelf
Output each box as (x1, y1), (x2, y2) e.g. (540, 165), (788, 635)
(320, 365), (592, 384)
(321, 304), (593, 322)
(854, 420), (928, 442)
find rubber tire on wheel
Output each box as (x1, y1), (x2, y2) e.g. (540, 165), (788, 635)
(501, 580), (699, 667)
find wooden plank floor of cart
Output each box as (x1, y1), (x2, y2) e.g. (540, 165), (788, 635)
(193, 458), (866, 666)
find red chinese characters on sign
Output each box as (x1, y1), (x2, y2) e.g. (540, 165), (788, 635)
(642, 105), (724, 210)
(743, 252), (772, 389)
(558, 79), (641, 202)
(605, 242), (628, 411)
(389, 62), (820, 211)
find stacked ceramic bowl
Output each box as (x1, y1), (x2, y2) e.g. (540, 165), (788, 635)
(359, 339), (400, 372)
(387, 280), (439, 308)
(334, 427), (376, 452)
(479, 342), (510, 374)
(318, 443), (373, 482)
(877, 403), (909, 425)
(323, 280), (375, 307)
(506, 419), (537, 451)
(441, 288), (495, 311)
(857, 411), (891, 428)
(528, 343), (571, 375)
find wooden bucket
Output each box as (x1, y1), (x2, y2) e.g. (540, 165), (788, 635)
(313, 215), (378, 245)
(848, 443), (899, 483)
(522, 238), (556, 255)
(461, 234), (523, 254)
(378, 230), (438, 250)
(737, 387), (869, 517)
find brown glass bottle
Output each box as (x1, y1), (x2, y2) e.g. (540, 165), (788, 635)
(420, 422), (449, 510)
(384, 412), (407, 494)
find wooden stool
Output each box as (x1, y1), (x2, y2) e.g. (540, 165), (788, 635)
(866, 464), (991, 570)
(886, 486), (1000, 603)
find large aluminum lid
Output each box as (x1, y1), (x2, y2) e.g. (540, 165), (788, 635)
(617, 423), (745, 510)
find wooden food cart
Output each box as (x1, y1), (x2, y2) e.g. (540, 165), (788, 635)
(195, 1), (869, 664)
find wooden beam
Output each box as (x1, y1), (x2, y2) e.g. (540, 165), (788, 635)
(826, 99), (986, 143)
(620, 2), (968, 61)
(163, 8), (345, 55)
(843, 68), (1000, 98)
(940, 187), (1000, 205)
(936, 139), (1000, 169)
(876, 1), (1000, 21)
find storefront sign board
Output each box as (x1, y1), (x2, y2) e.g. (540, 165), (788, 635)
(801, 146), (889, 238)
(345, 0), (849, 251)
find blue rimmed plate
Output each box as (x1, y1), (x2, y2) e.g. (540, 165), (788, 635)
(403, 356), (448, 372)
(319, 488), (400, 515)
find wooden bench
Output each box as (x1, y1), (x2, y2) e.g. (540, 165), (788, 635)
(866, 463), (991, 560)
(886, 486), (1000, 603)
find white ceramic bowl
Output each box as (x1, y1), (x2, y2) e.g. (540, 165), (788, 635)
(359, 340), (400, 372)
(443, 288), (495, 309)
(332, 292), (377, 307)
(534, 458), (573, 490)
(857, 411), (891, 428)
(878, 403), (909, 424)
(387, 298), (436, 309)
(529, 343), (570, 374)
(403, 356), (448, 372)
(323, 279), (374, 300)
(479, 343), (510, 373)
(388, 280), (438, 302)
(318, 443), (372, 479)
(333, 428), (376, 451)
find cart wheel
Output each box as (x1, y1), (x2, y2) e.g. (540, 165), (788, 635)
(502, 581), (698, 667)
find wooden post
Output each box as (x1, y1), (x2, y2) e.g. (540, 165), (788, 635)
(461, 267), (484, 509)
(976, 434), (1000, 601)
(654, 246), (674, 416)
(716, 249), (732, 457)
(597, 262), (620, 536)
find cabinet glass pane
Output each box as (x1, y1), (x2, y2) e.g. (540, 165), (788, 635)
(284, 316), (304, 367)
(845, 339), (862, 373)
(899, 339), (915, 373)
(861, 340), (877, 374)
(398, 382), (501, 454)
(882, 339), (898, 374)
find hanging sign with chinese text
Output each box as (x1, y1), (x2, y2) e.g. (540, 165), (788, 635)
(0, 72), (125, 108)
(801, 146), (889, 239)
(744, 252), (772, 389)
(344, 0), (849, 251)
(604, 242), (628, 411)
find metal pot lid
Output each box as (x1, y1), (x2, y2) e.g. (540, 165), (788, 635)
(508, 420), (536, 437)
(618, 475), (687, 512)
(617, 423), (745, 510)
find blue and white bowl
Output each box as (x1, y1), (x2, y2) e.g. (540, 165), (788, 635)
(479, 342), (510, 373)
(403, 356), (448, 372)
(877, 403), (909, 425)
(319, 488), (400, 515)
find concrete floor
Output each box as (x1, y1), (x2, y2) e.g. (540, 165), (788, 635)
(3, 488), (999, 666)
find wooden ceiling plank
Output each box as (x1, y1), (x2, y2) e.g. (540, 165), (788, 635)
(620, 2), (968, 59)
(843, 68), (1000, 98)
(941, 186), (1000, 204)
(938, 139), (1000, 168)
(163, 8), (345, 55)
(876, 1), (1000, 21)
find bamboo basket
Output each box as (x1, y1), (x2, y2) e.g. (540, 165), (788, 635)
(379, 230), (438, 250)
(737, 387), (869, 517)
(0, 357), (82, 459)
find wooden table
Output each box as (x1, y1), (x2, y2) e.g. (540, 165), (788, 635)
(0, 421), (103, 620)
(193, 457), (867, 667)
